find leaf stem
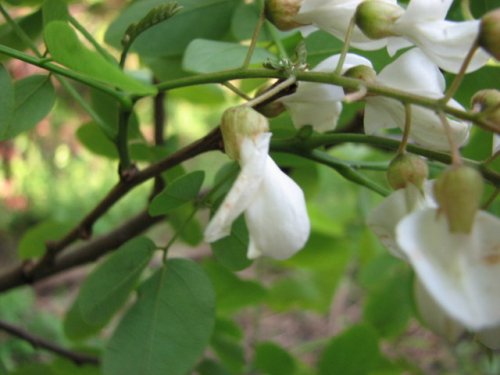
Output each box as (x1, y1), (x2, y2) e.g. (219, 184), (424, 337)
(246, 76), (296, 107)
(69, 15), (116, 63)
(334, 14), (356, 75)
(242, 2), (266, 68)
(397, 103), (412, 154)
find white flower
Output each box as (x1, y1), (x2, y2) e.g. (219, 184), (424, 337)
(204, 132), (310, 260)
(388, 0), (490, 73)
(414, 279), (465, 342)
(396, 208), (500, 330)
(279, 53), (372, 132)
(364, 49), (470, 151)
(366, 182), (434, 259)
(294, 0), (395, 50)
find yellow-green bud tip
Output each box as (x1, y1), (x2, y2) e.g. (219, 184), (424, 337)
(355, 0), (403, 39)
(433, 165), (484, 234)
(265, 0), (305, 31)
(221, 106), (269, 160)
(471, 89), (500, 126)
(343, 65), (377, 94)
(386, 153), (428, 191)
(479, 9), (500, 60)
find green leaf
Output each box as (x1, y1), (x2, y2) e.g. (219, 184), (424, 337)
(149, 170), (205, 216)
(210, 318), (245, 373)
(42, 0), (69, 26)
(203, 261), (267, 313)
(18, 220), (70, 259)
(318, 324), (381, 375)
(231, 2), (271, 41)
(253, 342), (296, 375)
(77, 236), (156, 327)
(196, 359), (231, 375)
(0, 74), (55, 140)
(44, 21), (156, 96)
(105, 0), (239, 58)
(102, 258), (216, 375)
(0, 10), (43, 59)
(76, 123), (119, 159)
(183, 39), (274, 73)
(0, 65), (14, 137)
(363, 266), (413, 338)
(50, 358), (101, 375)
(211, 215), (252, 271)
(169, 205), (203, 246)
(64, 299), (100, 341)
(9, 364), (53, 375)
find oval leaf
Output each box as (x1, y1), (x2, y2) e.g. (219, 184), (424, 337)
(0, 65), (14, 138)
(103, 258), (216, 375)
(149, 170), (205, 216)
(77, 236), (156, 327)
(183, 39), (274, 73)
(44, 21), (156, 96)
(18, 220), (70, 259)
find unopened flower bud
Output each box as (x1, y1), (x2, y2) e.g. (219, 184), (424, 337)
(478, 9), (500, 60)
(343, 64), (377, 94)
(471, 89), (500, 126)
(355, 0), (403, 39)
(254, 85), (286, 118)
(386, 153), (428, 191)
(221, 106), (269, 160)
(265, 0), (304, 31)
(433, 165), (484, 234)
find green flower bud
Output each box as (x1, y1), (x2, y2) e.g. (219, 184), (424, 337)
(355, 0), (403, 39)
(343, 64), (377, 94)
(471, 89), (500, 126)
(221, 106), (269, 160)
(478, 9), (500, 60)
(433, 165), (484, 234)
(254, 84), (286, 118)
(386, 153), (429, 191)
(265, 0), (304, 31)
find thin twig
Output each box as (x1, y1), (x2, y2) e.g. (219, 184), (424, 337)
(0, 319), (99, 365)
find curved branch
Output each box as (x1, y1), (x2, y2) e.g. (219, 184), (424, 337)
(0, 319), (99, 365)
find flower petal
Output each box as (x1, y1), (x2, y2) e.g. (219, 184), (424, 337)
(396, 209), (500, 330)
(244, 157), (310, 260)
(400, 0), (453, 22)
(204, 133), (271, 242)
(394, 20), (490, 73)
(366, 183), (429, 259)
(296, 0), (389, 50)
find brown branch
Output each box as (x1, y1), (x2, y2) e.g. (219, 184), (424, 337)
(151, 84), (167, 199)
(0, 319), (99, 365)
(32, 127), (222, 276)
(0, 209), (161, 293)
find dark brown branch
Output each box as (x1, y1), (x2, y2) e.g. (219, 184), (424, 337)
(0, 319), (99, 365)
(151, 85), (167, 199)
(33, 127), (222, 275)
(0, 210), (162, 293)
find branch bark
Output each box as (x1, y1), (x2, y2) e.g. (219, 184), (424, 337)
(0, 319), (99, 365)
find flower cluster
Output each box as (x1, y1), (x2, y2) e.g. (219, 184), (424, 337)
(204, 0), (499, 347)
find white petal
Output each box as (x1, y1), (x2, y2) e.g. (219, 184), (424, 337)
(244, 157), (310, 260)
(414, 279), (465, 342)
(366, 184), (429, 259)
(281, 53), (372, 132)
(400, 0), (453, 22)
(204, 134), (270, 242)
(396, 209), (500, 330)
(295, 0), (389, 50)
(377, 49), (445, 95)
(395, 20), (490, 73)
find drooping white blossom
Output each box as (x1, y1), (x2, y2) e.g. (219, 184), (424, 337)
(294, 0), (395, 50)
(388, 0), (490, 73)
(396, 208), (500, 330)
(364, 49), (470, 151)
(366, 182), (434, 259)
(279, 53), (372, 132)
(204, 119), (310, 260)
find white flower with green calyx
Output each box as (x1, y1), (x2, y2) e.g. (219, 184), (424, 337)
(364, 49), (470, 151)
(278, 53), (372, 132)
(204, 106), (310, 260)
(396, 165), (500, 330)
(294, 0), (396, 50)
(354, 0), (490, 73)
(367, 154), (433, 260)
